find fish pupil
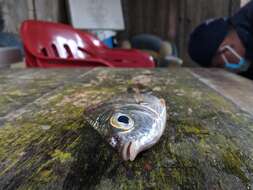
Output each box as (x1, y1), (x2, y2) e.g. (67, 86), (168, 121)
(118, 115), (129, 124)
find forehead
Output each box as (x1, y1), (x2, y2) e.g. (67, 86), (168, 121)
(115, 97), (164, 116)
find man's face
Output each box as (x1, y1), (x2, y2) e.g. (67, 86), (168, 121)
(211, 29), (246, 69)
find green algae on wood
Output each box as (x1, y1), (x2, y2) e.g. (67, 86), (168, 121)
(0, 68), (253, 189)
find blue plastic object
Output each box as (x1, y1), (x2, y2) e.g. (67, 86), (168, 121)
(103, 37), (114, 48)
(0, 32), (24, 55)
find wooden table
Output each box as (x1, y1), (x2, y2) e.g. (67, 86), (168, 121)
(0, 68), (253, 190)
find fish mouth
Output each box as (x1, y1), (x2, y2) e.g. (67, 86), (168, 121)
(121, 141), (139, 161)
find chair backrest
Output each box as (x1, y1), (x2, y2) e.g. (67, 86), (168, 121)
(78, 31), (109, 50)
(20, 20), (155, 68)
(21, 20), (105, 60)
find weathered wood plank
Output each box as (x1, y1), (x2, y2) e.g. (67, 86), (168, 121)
(0, 0), (67, 34)
(0, 68), (253, 189)
(0, 69), (91, 120)
(34, 0), (67, 23)
(1, 0), (31, 33)
(190, 68), (253, 116)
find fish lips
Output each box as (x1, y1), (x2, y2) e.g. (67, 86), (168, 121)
(121, 141), (138, 161)
(108, 136), (139, 161)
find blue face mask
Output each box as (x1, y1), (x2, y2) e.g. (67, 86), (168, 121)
(221, 45), (249, 72)
(225, 58), (247, 70)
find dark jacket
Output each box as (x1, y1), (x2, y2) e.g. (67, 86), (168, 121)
(230, 1), (253, 79)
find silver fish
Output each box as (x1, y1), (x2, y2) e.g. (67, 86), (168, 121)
(84, 93), (167, 161)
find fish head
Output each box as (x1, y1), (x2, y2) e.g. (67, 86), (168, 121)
(85, 94), (167, 161)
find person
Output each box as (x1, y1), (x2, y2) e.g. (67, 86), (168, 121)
(188, 1), (253, 79)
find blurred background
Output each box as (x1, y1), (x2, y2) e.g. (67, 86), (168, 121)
(0, 0), (249, 68)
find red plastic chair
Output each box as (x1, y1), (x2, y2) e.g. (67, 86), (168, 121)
(20, 20), (155, 68)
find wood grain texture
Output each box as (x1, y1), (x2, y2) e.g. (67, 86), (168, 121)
(1, 0), (31, 33)
(190, 68), (253, 116)
(0, 68), (252, 190)
(34, 0), (67, 23)
(0, 0), (67, 34)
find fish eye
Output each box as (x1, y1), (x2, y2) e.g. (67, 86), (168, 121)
(110, 113), (134, 131)
(118, 115), (129, 124)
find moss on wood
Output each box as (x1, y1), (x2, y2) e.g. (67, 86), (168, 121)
(0, 68), (252, 189)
